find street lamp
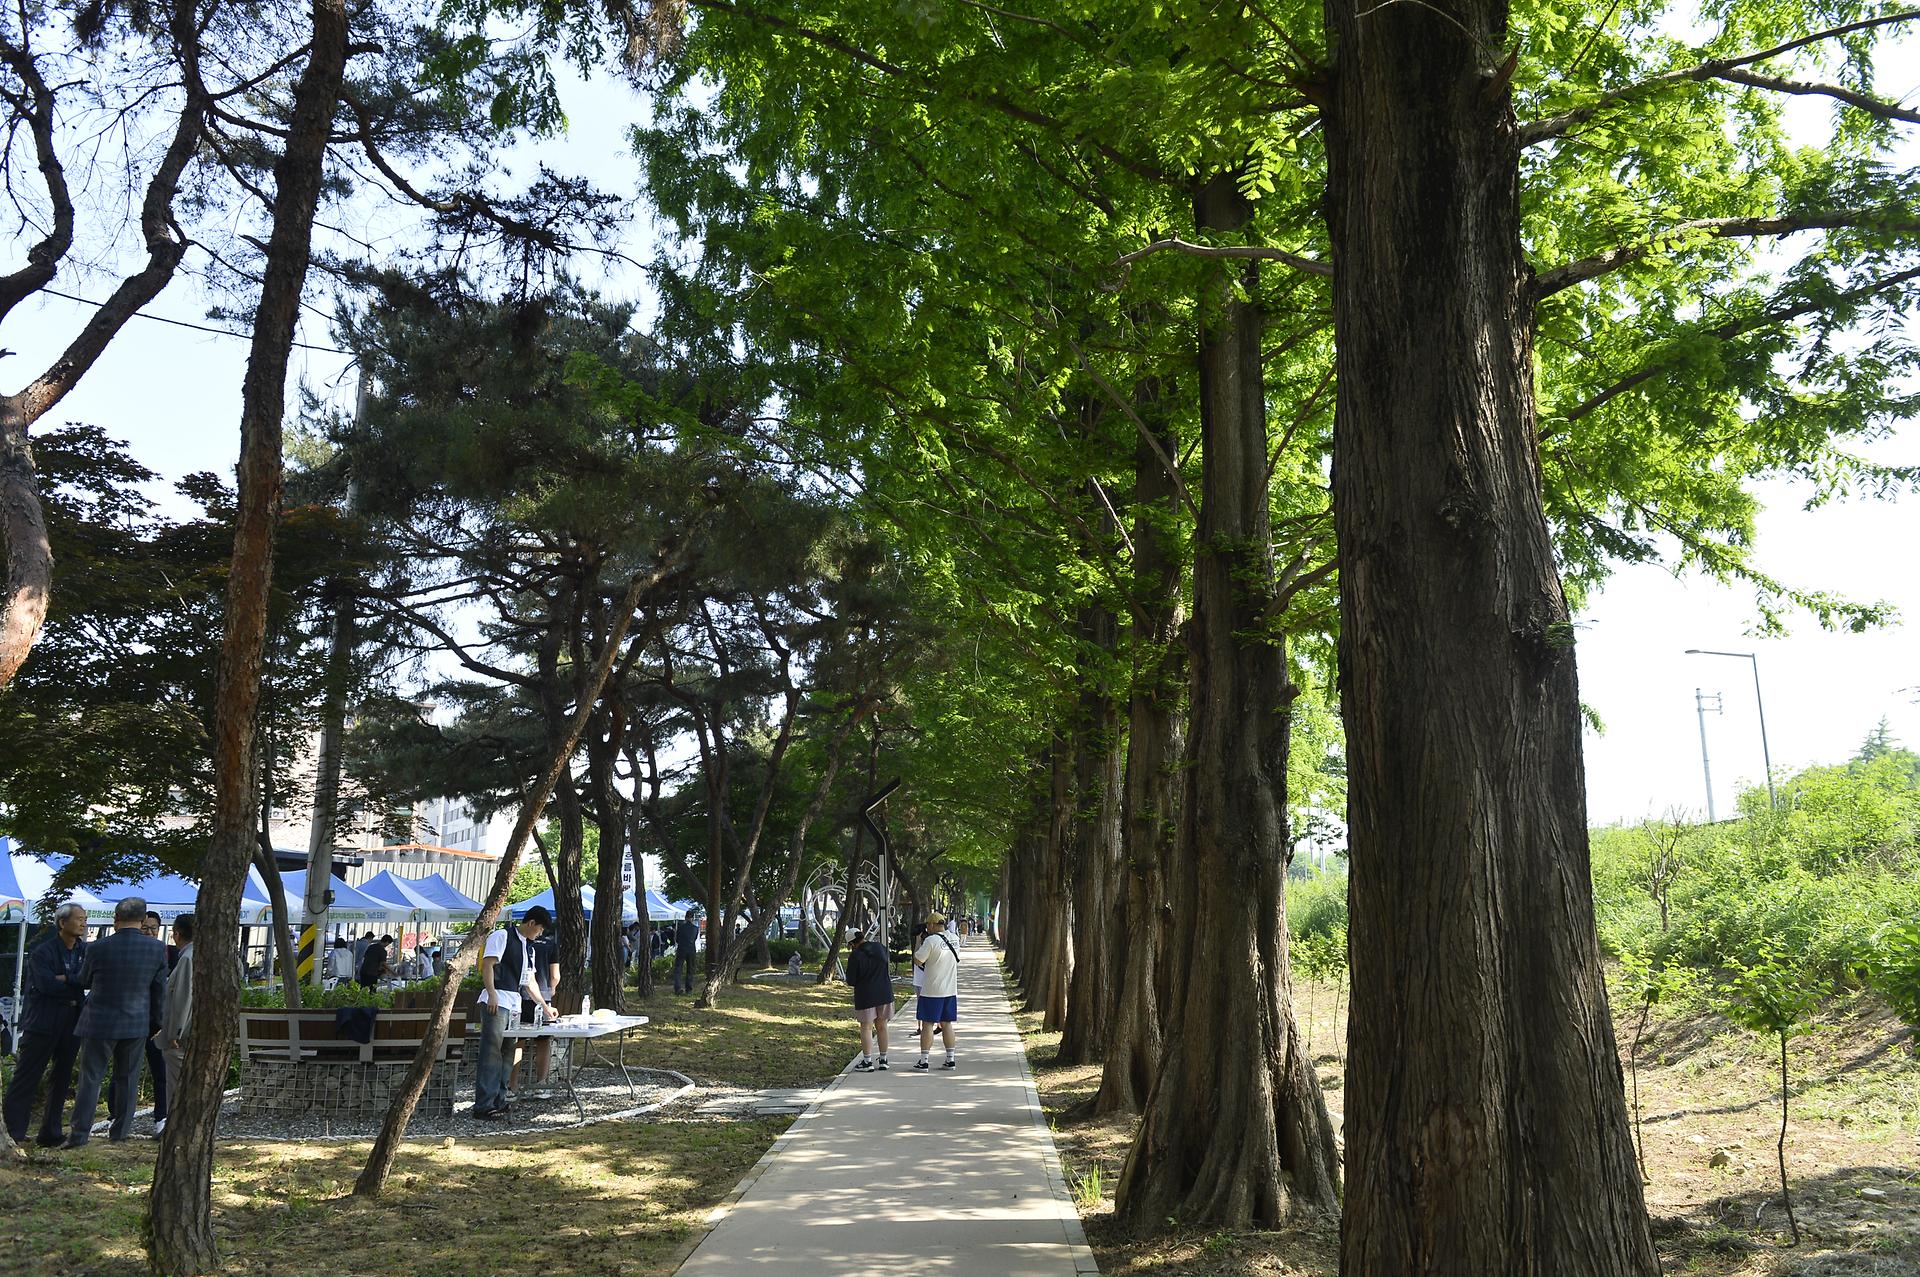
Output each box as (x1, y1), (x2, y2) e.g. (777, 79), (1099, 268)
(1685, 649), (1778, 809)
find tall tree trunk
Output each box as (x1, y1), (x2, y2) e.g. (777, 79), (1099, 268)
(1094, 393), (1184, 1115)
(1113, 175), (1339, 1232)
(1322, 3), (1658, 1272)
(1056, 606), (1124, 1066)
(624, 743), (655, 998)
(1023, 745), (1073, 1032)
(587, 693), (629, 1013)
(145, 4), (347, 1269)
(698, 704), (869, 1005)
(251, 839), (301, 1011)
(354, 570), (657, 1196)
(537, 586), (589, 1016)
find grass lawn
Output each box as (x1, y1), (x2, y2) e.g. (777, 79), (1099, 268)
(1, 974), (861, 1276)
(1013, 962), (1920, 1277)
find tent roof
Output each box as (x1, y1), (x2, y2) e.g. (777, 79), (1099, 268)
(508, 883), (638, 923)
(357, 871), (450, 919)
(408, 872), (483, 917)
(243, 867), (401, 923)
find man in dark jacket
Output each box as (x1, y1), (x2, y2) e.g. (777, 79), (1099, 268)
(671, 911), (702, 995)
(2, 901), (89, 1145)
(844, 929), (895, 1072)
(65, 896), (168, 1147)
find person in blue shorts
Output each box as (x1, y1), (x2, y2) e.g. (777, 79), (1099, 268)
(913, 912), (960, 1070)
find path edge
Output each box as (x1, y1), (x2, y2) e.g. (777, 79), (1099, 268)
(998, 949), (1101, 1275)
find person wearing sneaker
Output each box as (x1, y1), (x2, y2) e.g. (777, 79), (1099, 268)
(912, 913), (960, 1071)
(843, 928), (894, 1072)
(472, 906), (556, 1121)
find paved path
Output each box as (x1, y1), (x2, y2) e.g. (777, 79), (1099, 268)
(677, 941), (1096, 1276)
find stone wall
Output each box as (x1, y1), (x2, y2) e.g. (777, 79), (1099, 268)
(239, 1057), (461, 1120)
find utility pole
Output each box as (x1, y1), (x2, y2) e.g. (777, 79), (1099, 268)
(1687, 648), (1777, 809)
(1695, 688), (1723, 821)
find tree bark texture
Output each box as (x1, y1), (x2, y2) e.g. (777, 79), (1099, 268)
(588, 695), (629, 1012)
(1113, 175), (1339, 1233)
(537, 587), (590, 1015)
(624, 743), (655, 998)
(1094, 393), (1185, 1116)
(1323, 3), (1658, 1272)
(354, 570), (655, 1196)
(145, 3), (347, 1269)
(1020, 746), (1073, 1032)
(1056, 601), (1124, 1067)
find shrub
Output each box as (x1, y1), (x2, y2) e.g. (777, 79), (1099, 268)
(1287, 868), (1348, 944)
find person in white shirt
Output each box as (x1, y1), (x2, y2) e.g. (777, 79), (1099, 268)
(325, 938), (356, 983)
(472, 907), (555, 1120)
(913, 913), (961, 1071)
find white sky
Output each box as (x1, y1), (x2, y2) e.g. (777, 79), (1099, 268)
(5, 42), (1917, 834)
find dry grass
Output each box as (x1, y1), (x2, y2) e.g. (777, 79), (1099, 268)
(0, 976), (864, 1276)
(1013, 963), (1920, 1277)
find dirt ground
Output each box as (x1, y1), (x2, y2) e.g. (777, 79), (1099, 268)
(1016, 970), (1920, 1276)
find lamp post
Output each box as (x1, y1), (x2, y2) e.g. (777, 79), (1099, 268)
(1685, 648), (1778, 809)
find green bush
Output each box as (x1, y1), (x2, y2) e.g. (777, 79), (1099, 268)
(1287, 868), (1348, 944)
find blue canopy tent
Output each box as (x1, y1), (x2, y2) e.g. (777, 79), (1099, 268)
(408, 872), (482, 920)
(357, 870), (450, 922)
(508, 883), (638, 923)
(242, 867), (400, 925)
(643, 889), (685, 922)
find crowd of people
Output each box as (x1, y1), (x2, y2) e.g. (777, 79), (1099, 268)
(4, 896), (191, 1147)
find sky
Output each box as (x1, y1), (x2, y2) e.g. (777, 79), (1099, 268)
(5, 38), (1918, 835)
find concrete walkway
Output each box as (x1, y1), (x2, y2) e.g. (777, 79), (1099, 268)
(677, 941), (1096, 1276)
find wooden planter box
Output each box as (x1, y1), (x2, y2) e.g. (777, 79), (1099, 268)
(237, 1009), (463, 1066)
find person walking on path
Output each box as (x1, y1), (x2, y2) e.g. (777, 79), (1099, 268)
(66, 897), (168, 1147)
(3, 901), (90, 1146)
(473, 906), (555, 1120)
(671, 910), (701, 995)
(152, 913), (195, 1136)
(844, 928), (894, 1072)
(913, 912), (960, 1071)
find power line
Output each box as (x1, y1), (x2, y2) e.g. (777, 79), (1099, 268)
(36, 286), (351, 355)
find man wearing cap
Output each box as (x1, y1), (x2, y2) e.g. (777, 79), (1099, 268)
(912, 912), (960, 1071)
(472, 906), (556, 1120)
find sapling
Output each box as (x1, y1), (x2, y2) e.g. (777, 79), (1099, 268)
(1721, 947), (1829, 1247)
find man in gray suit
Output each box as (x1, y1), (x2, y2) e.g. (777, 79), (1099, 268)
(66, 896), (168, 1147)
(153, 913), (195, 1135)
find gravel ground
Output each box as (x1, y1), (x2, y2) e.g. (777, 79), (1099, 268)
(98, 1066), (697, 1142)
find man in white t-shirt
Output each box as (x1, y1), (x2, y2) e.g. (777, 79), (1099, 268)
(473, 906), (555, 1120)
(912, 912), (961, 1071)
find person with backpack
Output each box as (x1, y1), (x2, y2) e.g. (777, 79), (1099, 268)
(843, 928), (894, 1072)
(912, 912), (960, 1071)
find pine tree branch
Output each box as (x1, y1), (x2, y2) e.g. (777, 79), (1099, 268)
(1533, 211), (1920, 298)
(1520, 10), (1920, 146)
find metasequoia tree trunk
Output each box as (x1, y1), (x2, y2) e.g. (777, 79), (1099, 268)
(1020, 746), (1072, 1031)
(1094, 392), (1184, 1115)
(1056, 603), (1124, 1066)
(354, 570), (655, 1196)
(145, 3), (347, 1269)
(1113, 176), (1339, 1232)
(1323, 3), (1658, 1271)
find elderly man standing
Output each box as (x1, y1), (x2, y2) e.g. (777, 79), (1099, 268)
(2, 901), (90, 1146)
(153, 913), (196, 1137)
(65, 897), (168, 1147)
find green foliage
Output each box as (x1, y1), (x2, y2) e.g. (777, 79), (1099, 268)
(1591, 734), (1920, 989)
(1864, 922), (1920, 1038)
(1286, 868), (1349, 948)
(1720, 947), (1828, 1042)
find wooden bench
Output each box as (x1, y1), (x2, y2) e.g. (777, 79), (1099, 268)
(237, 1009), (467, 1067)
